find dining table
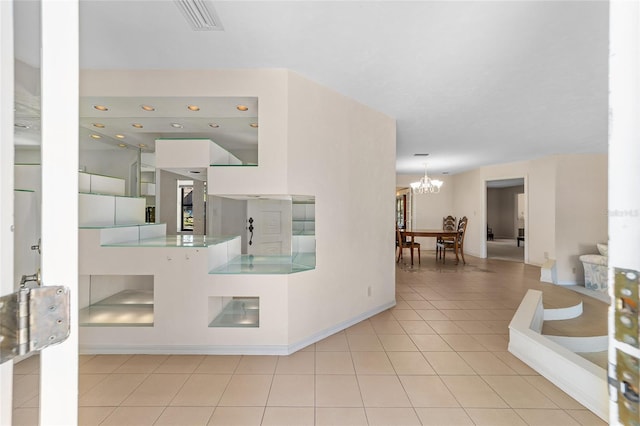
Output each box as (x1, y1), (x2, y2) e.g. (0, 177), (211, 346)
(402, 229), (463, 266)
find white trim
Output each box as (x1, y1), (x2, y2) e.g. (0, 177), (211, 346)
(508, 290), (608, 421)
(543, 301), (582, 320)
(39, 1), (79, 424)
(0, 1), (14, 423)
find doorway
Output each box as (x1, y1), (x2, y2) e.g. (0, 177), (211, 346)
(485, 178), (525, 262)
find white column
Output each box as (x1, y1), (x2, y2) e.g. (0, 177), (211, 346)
(0, 1), (15, 424)
(40, 1), (79, 425)
(608, 1), (640, 425)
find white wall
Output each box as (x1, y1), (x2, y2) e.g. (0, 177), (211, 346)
(402, 154), (606, 273)
(286, 71), (397, 343)
(79, 147), (139, 192)
(555, 154), (608, 284)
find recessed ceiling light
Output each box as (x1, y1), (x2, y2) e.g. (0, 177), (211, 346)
(92, 123), (105, 128)
(115, 134), (125, 139)
(170, 123), (184, 128)
(117, 143), (127, 148)
(236, 105), (248, 111)
(187, 105), (200, 111)
(14, 123), (29, 129)
(138, 143), (147, 148)
(189, 170), (201, 174)
(249, 123), (259, 128)
(93, 105), (108, 111)
(208, 123), (220, 128)
(132, 123), (143, 129)
(414, 153), (430, 156)
(141, 105), (155, 111)
(90, 134), (102, 139)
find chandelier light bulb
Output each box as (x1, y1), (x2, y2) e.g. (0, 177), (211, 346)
(411, 163), (443, 194)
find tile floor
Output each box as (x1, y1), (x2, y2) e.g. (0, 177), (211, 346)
(12, 253), (609, 425)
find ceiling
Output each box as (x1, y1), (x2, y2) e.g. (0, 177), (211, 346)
(13, 0), (609, 175)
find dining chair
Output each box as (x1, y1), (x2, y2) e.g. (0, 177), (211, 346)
(437, 216), (468, 264)
(436, 215), (456, 260)
(396, 226), (420, 264)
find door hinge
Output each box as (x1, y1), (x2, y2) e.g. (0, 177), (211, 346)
(0, 285), (70, 365)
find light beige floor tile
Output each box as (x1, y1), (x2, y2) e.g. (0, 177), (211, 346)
(482, 375), (558, 408)
(357, 375), (411, 407)
(441, 334), (489, 351)
(347, 334), (384, 351)
(122, 373), (189, 406)
(399, 375), (460, 407)
(406, 300), (435, 310)
(275, 351), (315, 374)
(235, 355), (278, 374)
(458, 352), (518, 375)
(391, 300), (413, 310)
(416, 309), (449, 321)
(195, 355), (241, 374)
(365, 407), (421, 425)
(441, 309), (475, 321)
(465, 309), (500, 320)
(429, 300), (462, 310)
(391, 310), (423, 321)
(345, 320), (376, 335)
(11, 408), (39, 426)
(315, 332), (350, 351)
(154, 406), (215, 426)
(208, 407), (264, 426)
(492, 351), (538, 375)
(78, 406), (115, 426)
(523, 376), (585, 409)
(515, 408), (581, 425)
(217, 374), (273, 406)
(261, 407), (314, 426)
(398, 320), (437, 334)
(422, 352), (475, 375)
(315, 351), (355, 374)
(267, 374), (315, 406)
(454, 320), (495, 334)
(170, 374), (231, 406)
(316, 374), (363, 407)
(371, 320), (406, 334)
(410, 334), (453, 351)
(426, 320), (467, 334)
(465, 408), (528, 425)
(316, 407), (368, 426)
(471, 334), (509, 351)
(79, 374), (108, 397)
(79, 373), (147, 406)
(100, 407), (163, 426)
(79, 354), (132, 374)
(387, 352), (435, 375)
(352, 351), (395, 374)
(414, 407), (474, 425)
(441, 376), (508, 408)
(565, 409), (608, 425)
(13, 355), (40, 375)
(114, 354), (168, 373)
(378, 334), (419, 351)
(154, 355), (204, 374)
(12, 374), (39, 407)
(79, 354), (95, 366)
(398, 292), (425, 302)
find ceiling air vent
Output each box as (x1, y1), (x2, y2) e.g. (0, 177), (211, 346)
(174, 0), (224, 31)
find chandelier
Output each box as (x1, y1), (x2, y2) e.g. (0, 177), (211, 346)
(410, 163), (443, 194)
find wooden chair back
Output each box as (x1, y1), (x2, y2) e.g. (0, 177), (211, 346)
(442, 215), (456, 231)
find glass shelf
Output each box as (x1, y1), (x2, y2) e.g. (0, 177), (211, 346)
(210, 254), (316, 274)
(102, 234), (238, 248)
(209, 297), (259, 328)
(79, 289), (154, 327)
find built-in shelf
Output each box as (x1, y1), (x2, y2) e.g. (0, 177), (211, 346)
(79, 276), (154, 327)
(210, 254), (315, 274)
(209, 297), (259, 328)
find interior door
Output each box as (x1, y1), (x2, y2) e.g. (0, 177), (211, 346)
(247, 198), (292, 256)
(0, 1), (79, 424)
